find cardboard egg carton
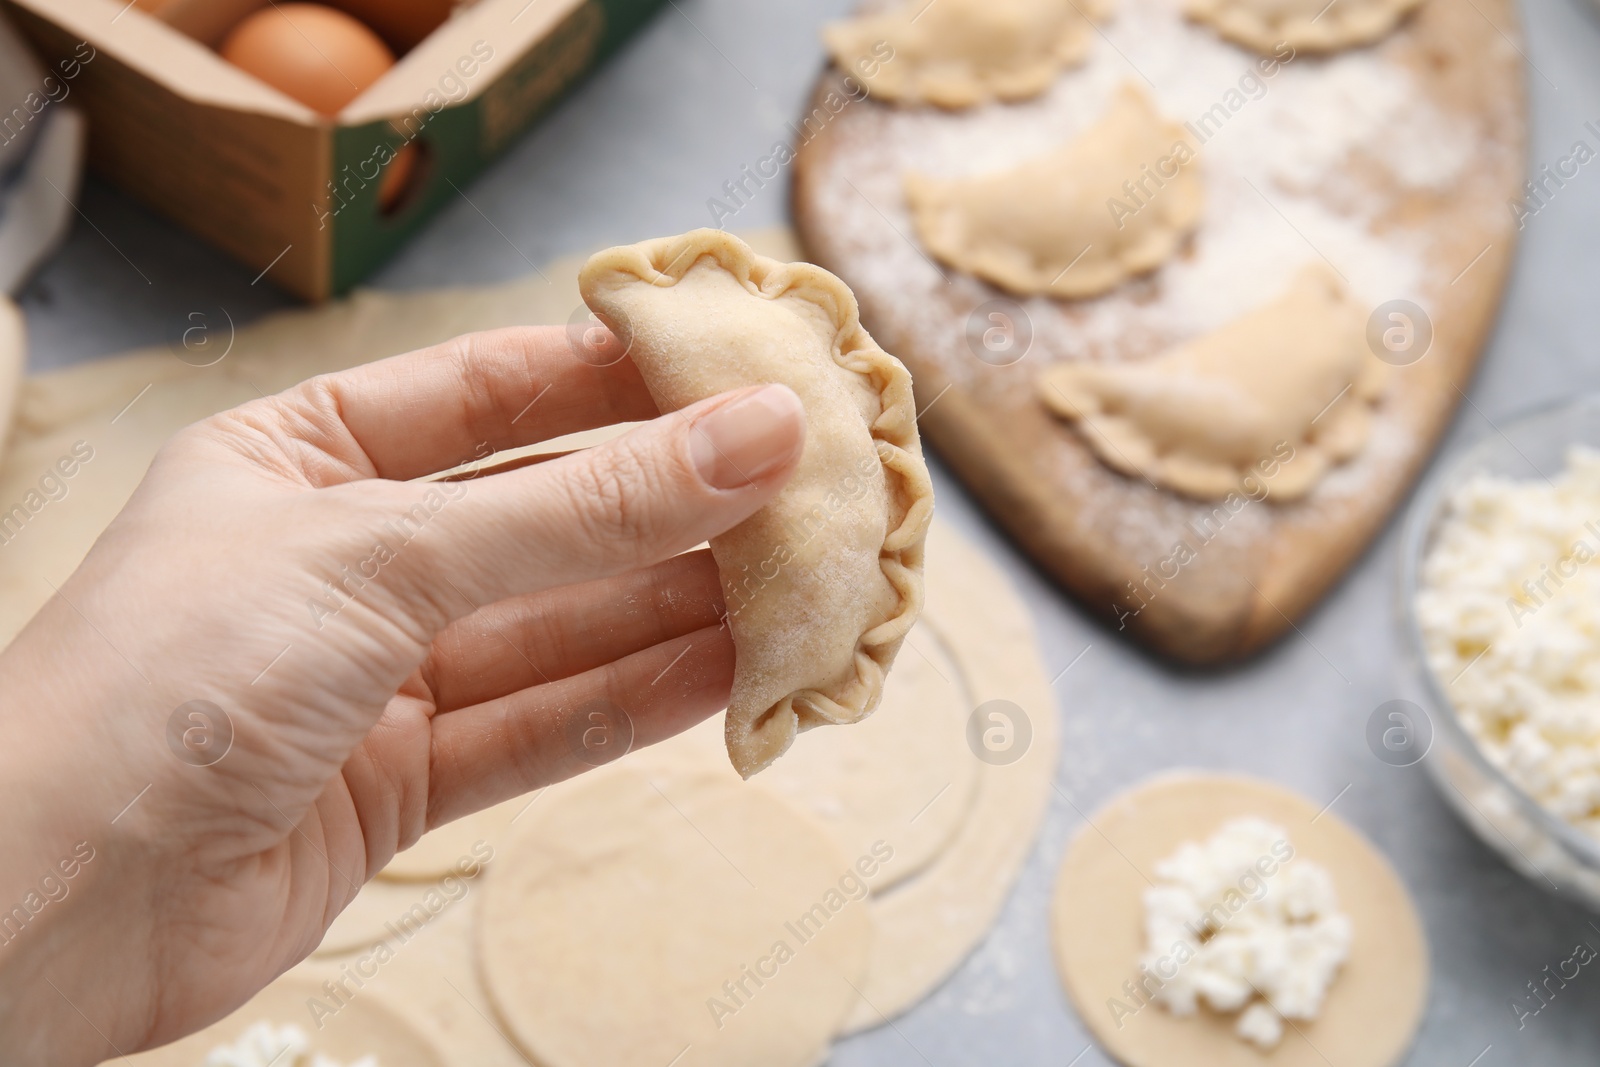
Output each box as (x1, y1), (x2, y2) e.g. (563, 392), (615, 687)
(1, 0), (664, 299)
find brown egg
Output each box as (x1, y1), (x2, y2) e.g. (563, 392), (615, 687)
(377, 141), (421, 214)
(220, 4), (395, 116)
(332, 0), (459, 52)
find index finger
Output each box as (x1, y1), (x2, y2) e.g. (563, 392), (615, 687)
(285, 324), (658, 482)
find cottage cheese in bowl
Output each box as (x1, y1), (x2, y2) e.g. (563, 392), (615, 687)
(1402, 396), (1600, 907)
(1416, 447), (1600, 837)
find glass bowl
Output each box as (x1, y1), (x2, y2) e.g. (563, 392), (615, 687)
(1397, 392), (1600, 910)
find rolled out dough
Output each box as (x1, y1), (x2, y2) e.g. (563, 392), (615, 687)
(841, 519), (1060, 1032)
(1052, 773), (1428, 1067)
(291, 894), (531, 1067)
(109, 975), (447, 1067)
(377, 793), (534, 883)
(6, 231), (1062, 1056)
(477, 767), (873, 1067)
(638, 614), (978, 893)
(312, 876), (474, 958)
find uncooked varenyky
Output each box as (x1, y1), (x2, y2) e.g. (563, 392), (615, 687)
(579, 229), (933, 778)
(1038, 265), (1389, 501)
(905, 85), (1202, 299)
(1185, 0), (1425, 53)
(824, 0), (1110, 109)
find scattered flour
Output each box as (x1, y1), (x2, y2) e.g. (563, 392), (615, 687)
(805, 0), (1510, 579)
(812, 0), (1473, 376)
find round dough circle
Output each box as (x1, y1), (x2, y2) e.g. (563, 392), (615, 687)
(639, 616), (978, 892)
(478, 767), (873, 1067)
(765, 620), (976, 890)
(113, 975), (447, 1067)
(842, 519), (1060, 1032)
(1051, 772), (1429, 1067)
(314, 877), (470, 957)
(293, 896), (532, 1067)
(378, 794), (529, 882)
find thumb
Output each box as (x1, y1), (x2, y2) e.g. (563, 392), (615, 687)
(416, 383), (805, 612)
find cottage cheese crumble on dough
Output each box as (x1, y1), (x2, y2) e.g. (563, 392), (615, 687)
(1417, 448), (1600, 834)
(1053, 774), (1429, 1067)
(1140, 818), (1353, 1048)
(203, 1022), (376, 1067)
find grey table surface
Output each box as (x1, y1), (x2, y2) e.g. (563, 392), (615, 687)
(17, 0), (1600, 1063)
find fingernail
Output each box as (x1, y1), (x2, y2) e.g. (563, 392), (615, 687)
(690, 385), (804, 490)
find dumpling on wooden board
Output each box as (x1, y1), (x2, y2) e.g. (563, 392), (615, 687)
(905, 85), (1202, 299)
(1186, 0), (1426, 54)
(824, 0), (1110, 109)
(1038, 265), (1390, 501)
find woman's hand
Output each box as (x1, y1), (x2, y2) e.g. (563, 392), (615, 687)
(0, 325), (804, 1066)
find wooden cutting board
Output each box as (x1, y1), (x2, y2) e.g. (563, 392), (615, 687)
(793, 0), (1525, 664)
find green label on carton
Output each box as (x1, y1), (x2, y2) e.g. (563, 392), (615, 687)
(327, 0), (665, 296)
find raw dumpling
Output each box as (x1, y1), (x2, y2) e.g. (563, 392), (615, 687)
(1037, 266), (1389, 501)
(579, 230), (934, 778)
(824, 0), (1109, 109)
(1186, 0), (1424, 53)
(906, 85), (1202, 299)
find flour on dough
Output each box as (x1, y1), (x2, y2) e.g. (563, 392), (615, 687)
(1039, 265), (1388, 501)
(824, 0), (1109, 109)
(906, 85), (1201, 299)
(1186, 0), (1424, 54)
